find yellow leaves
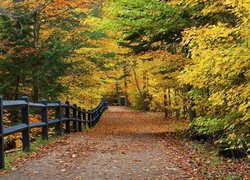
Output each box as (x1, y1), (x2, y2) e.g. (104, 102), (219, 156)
(177, 0), (250, 23)
(62, 48), (109, 109)
(42, 0), (89, 16)
(84, 16), (101, 27)
(40, 27), (63, 42)
(180, 20), (250, 90)
(99, 39), (118, 53)
(64, 86), (106, 109)
(209, 92), (225, 107)
(119, 49), (186, 110)
(15, 137), (23, 148)
(178, 0), (249, 123)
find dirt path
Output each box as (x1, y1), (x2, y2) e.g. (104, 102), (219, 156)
(2, 106), (192, 179)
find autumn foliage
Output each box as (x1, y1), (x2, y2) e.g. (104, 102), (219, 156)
(0, 0), (249, 159)
(100, 0), (250, 156)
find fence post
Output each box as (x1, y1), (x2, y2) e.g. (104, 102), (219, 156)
(96, 108), (99, 123)
(21, 96), (30, 152)
(55, 100), (62, 136)
(99, 106), (101, 117)
(41, 99), (48, 140)
(97, 108), (99, 124)
(73, 104), (78, 132)
(78, 107), (82, 132)
(95, 110), (98, 126)
(0, 97), (4, 168)
(88, 110), (92, 128)
(104, 100), (107, 110)
(65, 101), (70, 133)
(92, 110), (95, 127)
(82, 109), (86, 129)
(92, 110), (94, 128)
(101, 102), (104, 114)
(91, 110), (94, 127)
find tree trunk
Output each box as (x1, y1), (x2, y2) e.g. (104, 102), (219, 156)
(174, 90), (180, 120)
(164, 93), (168, 118)
(132, 63), (147, 111)
(32, 11), (40, 101)
(188, 101), (196, 122)
(34, 11), (40, 49)
(15, 76), (20, 100)
(206, 87), (210, 98)
(115, 79), (121, 106)
(123, 64), (129, 107)
(168, 89), (172, 117)
(183, 104), (188, 117)
(142, 71), (149, 111)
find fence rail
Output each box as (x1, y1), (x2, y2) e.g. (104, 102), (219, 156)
(0, 96), (108, 168)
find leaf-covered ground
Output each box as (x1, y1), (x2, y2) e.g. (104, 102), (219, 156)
(1, 106), (249, 179)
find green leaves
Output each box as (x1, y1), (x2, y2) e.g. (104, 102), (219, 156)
(103, 0), (194, 53)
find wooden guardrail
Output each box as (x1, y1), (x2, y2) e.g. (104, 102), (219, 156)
(0, 96), (108, 168)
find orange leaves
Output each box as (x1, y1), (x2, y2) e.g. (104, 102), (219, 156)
(41, 0), (89, 19)
(3, 109), (56, 150)
(3, 110), (11, 127)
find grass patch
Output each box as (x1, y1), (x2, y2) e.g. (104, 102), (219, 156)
(4, 151), (27, 170)
(3, 136), (53, 170)
(30, 136), (52, 153)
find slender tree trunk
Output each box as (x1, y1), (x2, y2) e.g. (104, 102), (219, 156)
(174, 90), (180, 120)
(168, 88), (172, 117)
(142, 71), (149, 111)
(115, 79), (121, 106)
(123, 64), (129, 106)
(132, 63), (147, 111)
(184, 84), (196, 121)
(15, 76), (20, 100)
(34, 11), (39, 49)
(183, 104), (188, 117)
(32, 11), (40, 101)
(188, 101), (196, 122)
(206, 87), (210, 98)
(164, 93), (168, 118)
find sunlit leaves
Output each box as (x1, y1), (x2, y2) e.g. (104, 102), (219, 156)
(178, 0), (250, 151)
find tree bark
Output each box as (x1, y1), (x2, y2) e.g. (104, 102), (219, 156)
(168, 88), (172, 117)
(142, 71), (149, 111)
(115, 79), (121, 106)
(174, 90), (180, 120)
(123, 64), (129, 107)
(15, 75), (20, 100)
(34, 11), (39, 49)
(188, 101), (196, 122)
(132, 63), (147, 111)
(32, 11), (40, 101)
(164, 93), (167, 118)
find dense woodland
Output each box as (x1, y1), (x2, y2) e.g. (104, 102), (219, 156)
(0, 0), (249, 156)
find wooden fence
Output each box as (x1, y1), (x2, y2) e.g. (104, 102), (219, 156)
(0, 96), (108, 168)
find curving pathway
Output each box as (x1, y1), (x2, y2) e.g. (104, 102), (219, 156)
(2, 106), (190, 180)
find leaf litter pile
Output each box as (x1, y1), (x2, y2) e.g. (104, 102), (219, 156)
(1, 106), (249, 179)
